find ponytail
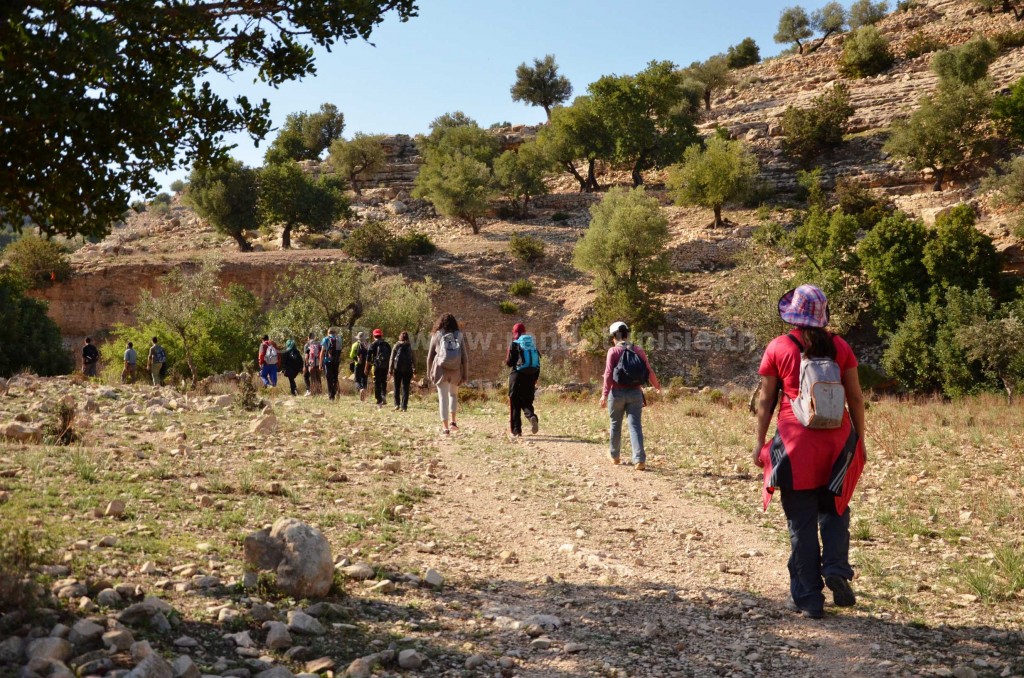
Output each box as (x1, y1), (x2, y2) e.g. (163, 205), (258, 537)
(797, 326), (836, 360)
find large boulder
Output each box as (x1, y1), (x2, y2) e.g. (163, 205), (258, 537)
(244, 518), (333, 599)
(3, 422), (43, 444)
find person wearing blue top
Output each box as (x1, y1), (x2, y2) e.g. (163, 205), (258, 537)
(505, 322), (540, 437)
(321, 328), (343, 401)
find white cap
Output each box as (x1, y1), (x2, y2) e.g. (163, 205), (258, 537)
(608, 321), (628, 336)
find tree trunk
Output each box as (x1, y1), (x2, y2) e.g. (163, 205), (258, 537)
(796, 40), (804, 55)
(350, 172), (362, 196)
(586, 159), (599, 192)
(631, 162), (644, 188)
(704, 90), (712, 111)
(282, 223), (292, 249)
(467, 216), (480, 234)
(564, 161), (588, 192)
(713, 204), (723, 227)
(232, 232), (253, 252)
(932, 167), (945, 192)
(810, 30), (834, 54)
(543, 104), (552, 120)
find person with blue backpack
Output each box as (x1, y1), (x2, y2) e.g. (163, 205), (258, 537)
(505, 322), (541, 437)
(600, 321), (660, 470)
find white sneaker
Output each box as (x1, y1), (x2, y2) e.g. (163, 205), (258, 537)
(304, 390), (311, 397)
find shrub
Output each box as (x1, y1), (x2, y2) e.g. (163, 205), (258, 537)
(848, 0), (889, 29)
(903, 32), (947, 59)
(343, 221), (410, 266)
(992, 76), (1024, 144)
(834, 178), (893, 228)
(509, 234), (546, 264)
(726, 37), (761, 68)
(2, 235), (71, 288)
(923, 204), (1000, 297)
(0, 275), (74, 377)
(858, 211), (931, 335)
(402, 231), (436, 256)
(839, 26), (895, 78)
(931, 37), (996, 85)
(509, 279), (534, 297)
(896, 0), (919, 10)
(45, 399), (78, 446)
(151, 192), (172, 206)
(781, 83), (854, 164)
(580, 287), (665, 348)
(982, 155), (1024, 208)
(991, 29), (1024, 52)
(493, 141), (550, 218)
(237, 375), (262, 412)
(0, 528), (51, 614)
(498, 300), (519, 314)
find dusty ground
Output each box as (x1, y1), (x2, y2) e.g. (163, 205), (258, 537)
(1, 375), (1021, 677)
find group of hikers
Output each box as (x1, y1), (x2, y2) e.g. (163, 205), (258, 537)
(80, 284), (865, 619)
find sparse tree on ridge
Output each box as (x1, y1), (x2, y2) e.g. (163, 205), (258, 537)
(183, 159), (260, 251)
(329, 133), (388, 195)
(667, 136), (759, 228)
(258, 162), (349, 248)
(511, 54), (573, 119)
(684, 55), (733, 111)
(848, 0), (889, 29)
(775, 6), (814, 54)
(972, 0), (1024, 20)
(726, 38), (761, 69)
(808, 2), (848, 53)
(264, 103), (346, 165)
(0, 1), (416, 241)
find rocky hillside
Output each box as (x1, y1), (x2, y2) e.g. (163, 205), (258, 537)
(36, 0), (1024, 385)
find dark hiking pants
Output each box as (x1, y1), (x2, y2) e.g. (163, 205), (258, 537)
(780, 487), (854, 615)
(508, 368), (538, 435)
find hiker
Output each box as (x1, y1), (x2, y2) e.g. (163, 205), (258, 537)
(389, 331), (415, 411)
(304, 332), (323, 396)
(365, 329), (392, 409)
(505, 322), (540, 437)
(258, 335), (280, 387)
(427, 313), (468, 435)
(600, 322), (661, 471)
(82, 337), (100, 377)
(752, 284), (866, 620)
(148, 337), (167, 386)
(321, 328), (343, 400)
(349, 331), (369, 401)
(122, 341), (137, 384)
(281, 339), (305, 397)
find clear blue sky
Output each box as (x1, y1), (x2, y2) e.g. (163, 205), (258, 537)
(159, 0), (851, 190)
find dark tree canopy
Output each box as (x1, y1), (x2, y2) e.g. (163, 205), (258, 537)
(510, 54), (573, 119)
(726, 38), (761, 68)
(775, 6), (814, 53)
(258, 162), (349, 249)
(264, 103), (346, 164)
(0, 1), (417, 240)
(183, 159), (260, 251)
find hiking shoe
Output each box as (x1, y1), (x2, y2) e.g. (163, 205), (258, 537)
(635, 462), (646, 471)
(610, 455), (621, 465)
(785, 600), (824, 619)
(825, 575), (856, 607)
(529, 414), (539, 434)
(304, 390), (311, 397)
(449, 422), (459, 432)
(441, 427), (450, 436)
(394, 406), (401, 411)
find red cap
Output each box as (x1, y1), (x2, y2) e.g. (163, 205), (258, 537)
(372, 329), (383, 338)
(512, 323), (526, 338)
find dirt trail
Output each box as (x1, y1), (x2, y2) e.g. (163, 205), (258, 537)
(414, 414), (894, 677)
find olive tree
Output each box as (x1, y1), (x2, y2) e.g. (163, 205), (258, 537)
(329, 133), (387, 195)
(535, 97), (613, 192)
(493, 141), (551, 218)
(183, 159), (259, 251)
(264, 103), (346, 164)
(667, 136), (759, 227)
(848, 0), (889, 28)
(258, 162), (349, 248)
(809, 2), (848, 52)
(684, 55), (732, 111)
(775, 6), (814, 54)
(510, 54), (573, 119)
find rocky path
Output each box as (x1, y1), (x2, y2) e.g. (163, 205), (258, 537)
(405, 414), (1012, 677)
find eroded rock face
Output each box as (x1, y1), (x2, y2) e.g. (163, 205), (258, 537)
(244, 518), (333, 599)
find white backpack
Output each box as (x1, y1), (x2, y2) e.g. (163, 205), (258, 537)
(787, 335), (845, 429)
(438, 331), (462, 370)
(264, 344), (279, 365)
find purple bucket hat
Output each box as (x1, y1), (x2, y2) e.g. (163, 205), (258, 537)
(778, 284), (830, 328)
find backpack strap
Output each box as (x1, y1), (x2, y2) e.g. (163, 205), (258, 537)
(785, 334), (804, 352)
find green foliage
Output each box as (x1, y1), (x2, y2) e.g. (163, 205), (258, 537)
(510, 54), (573, 118)
(343, 221), (411, 266)
(508, 234), (546, 264)
(0, 275), (74, 378)
(535, 96), (612, 192)
(183, 159), (259, 251)
(360, 275), (437, 343)
(790, 208), (865, 333)
(722, 245), (792, 347)
(684, 55), (732, 111)
(839, 26), (895, 78)
(0, 528), (51, 613)
(882, 302), (940, 391)
(884, 82), (991, 191)
(726, 38), (761, 68)
(903, 32), (947, 59)
(810, 2), (848, 50)
(923, 205), (1000, 298)
(990, 29), (1024, 52)
(781, 83), (854, 164)
(858, 211), (931, 335)
(992, 76), (1024, 144)
(328, 133), (387, 195)
(2, 235), (71, 289)
(587, 60), (702, 186)
(0, 0), (410, 242)
(493, 141), (551, 218)
(775, 6), (814, 52)
(983, 156), (1024, 208)
(509, 279), (534, 297)
(848, 0), (889, 28)
(264, 103), (346, 164)
(403, 232), (436, 256)
(498, 300), (519, 315)
(896, 0), (919, 10)
(258, 162), (349, 248)
(666, 136), (760, 227)
(931, 37), (996, 85)
(573, 187), (670, 333)
(797, 168), (827, 208)
(958, 302), (1024, 400)
(581, 287), (666, 347)
(413, 153), (494, 234)
(269, 263), (370, 340)
(170, 179), (186, 193)
(834, 179), (894, 229)
(418, 113), (500, 165)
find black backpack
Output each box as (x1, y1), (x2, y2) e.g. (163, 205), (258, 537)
(613, 343), (649, 387)
(373, 341), (392, 369)
(326, 335), (340, 361)
(393, 343), (413, 373)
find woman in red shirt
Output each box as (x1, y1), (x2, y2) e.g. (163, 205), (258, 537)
(752, 285), (867, 619)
